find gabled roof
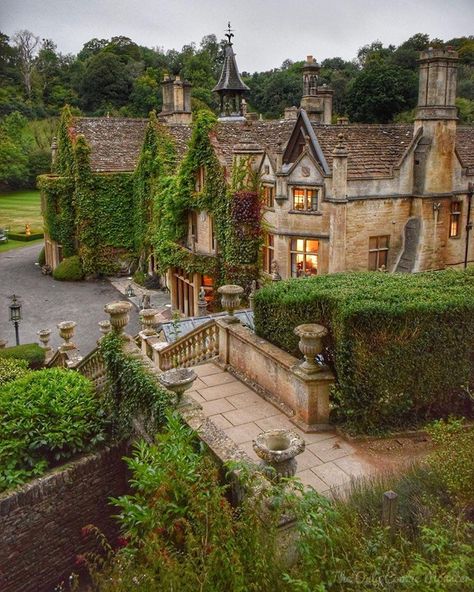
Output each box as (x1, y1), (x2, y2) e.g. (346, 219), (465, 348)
(72, 114), (474, 180)
(212, 44), (250, 93)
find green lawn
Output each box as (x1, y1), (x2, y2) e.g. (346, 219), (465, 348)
(0, 190), (43, 234)
(0, 237), (44, 254)
(0, 190), (43, 254)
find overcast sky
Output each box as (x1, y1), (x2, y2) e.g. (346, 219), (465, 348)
(1, 0), (473, 72)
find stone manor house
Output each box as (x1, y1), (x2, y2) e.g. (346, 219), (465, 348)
(42, 39), (474, 316)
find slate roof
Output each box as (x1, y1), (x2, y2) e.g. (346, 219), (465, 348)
(312, 124), (414, 179)
(456, 126), (474, 173)
(212, 44), (250, 93)
(72, 116), (474, 180)
(73, 117), (192, 173)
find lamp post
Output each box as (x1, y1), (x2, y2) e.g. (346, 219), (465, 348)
(9, 295), (21, 346)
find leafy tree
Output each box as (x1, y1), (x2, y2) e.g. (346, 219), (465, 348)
(347, 61), (417, 122)
(12, 30), (40, 99)
(0, 111), (32, 188)
(80, 51), (133, 112)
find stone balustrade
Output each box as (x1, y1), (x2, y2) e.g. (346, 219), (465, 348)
(152, 320), (219, 370)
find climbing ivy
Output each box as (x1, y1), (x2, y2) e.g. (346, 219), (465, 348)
(40, 108), (263, 285)
(152, 111), (263, 293)
(38, 174), (76, 257)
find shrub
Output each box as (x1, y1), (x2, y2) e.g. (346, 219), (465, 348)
(0, 357), (30, 386)
(132, 269), (146, 286)
(253, 269), (474, 433)
(38, 245), (45, 266)
(52, 255), (84, 281)
(427, 418), (474, 506)
(84, 418), (474, 592)
(0, 368), (106, 491)
(0, 343), (45, 368)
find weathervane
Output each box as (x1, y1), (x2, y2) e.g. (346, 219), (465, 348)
(225, 21), (234, 45)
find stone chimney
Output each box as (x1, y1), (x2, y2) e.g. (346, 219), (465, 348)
(300, 55), (333, 124)
(159, 74), (192, 124)
(414, 48), (459, 194)
(331, 133), (348, 200)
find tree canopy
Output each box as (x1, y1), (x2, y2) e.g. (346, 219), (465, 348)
(0, 30), (472, 188)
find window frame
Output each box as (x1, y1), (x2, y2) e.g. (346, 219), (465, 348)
(291, 186), (319, 212)
(449, 201), (462, 238)
(262, 184), (275, 208)
(368, 235), (389, 271)
(189, 211), (198, 244)
(262, 233), (274, 274)
(195, 166), (206, 193)
(290, 238), (319, 277)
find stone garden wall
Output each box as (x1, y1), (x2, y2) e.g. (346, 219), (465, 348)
(0, 444), (129, 592)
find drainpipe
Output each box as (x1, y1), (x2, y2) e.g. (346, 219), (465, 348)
(465, 182), (473, 269)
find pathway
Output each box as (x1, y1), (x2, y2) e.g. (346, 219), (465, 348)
(188, 362), (376, 494)
(0, 243), (141, 354)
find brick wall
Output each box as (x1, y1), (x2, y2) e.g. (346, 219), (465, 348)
(0, 444), (129, 592)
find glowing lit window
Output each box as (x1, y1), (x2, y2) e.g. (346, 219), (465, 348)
(290, 238), (319, 277)
(449, 201), (462, 238)
(368, 236), (389, 270)
(292, 187), (318, 211)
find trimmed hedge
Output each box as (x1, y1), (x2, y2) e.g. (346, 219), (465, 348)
(254, 269), (474, 433)
(0, 343), (45, 369)
(52, 255), (84, 281)
(8, 232), (44, 241)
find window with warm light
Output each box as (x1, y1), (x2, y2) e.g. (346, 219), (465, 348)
(262, 233), (274, 273)
(449, 201), (462, 238)
(195, 166), (206, 192)
(262, 185), (275, 208)
(292, 187), (319, 211)
(368, 236), (389, 270)
(290, 238), (319, 277)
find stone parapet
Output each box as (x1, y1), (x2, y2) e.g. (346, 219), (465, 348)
(216, 319), (334, 430)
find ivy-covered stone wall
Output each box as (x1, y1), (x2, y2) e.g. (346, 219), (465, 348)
(39, 107), (263, 286)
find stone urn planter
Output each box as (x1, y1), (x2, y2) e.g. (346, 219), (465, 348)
(104, 301), (132, 335)
(217, 284), (244, 323)
(294, 323), (328, 374)
(98, 320), (111, 337)
(139, 308), (159, 336)
(37, 328), (52, 353)
(253, 429), (305, 481)
(158, 368), (197, 405)
(57, 321), (76, 351)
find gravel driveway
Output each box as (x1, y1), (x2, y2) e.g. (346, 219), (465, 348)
(0, 244), (140, 356)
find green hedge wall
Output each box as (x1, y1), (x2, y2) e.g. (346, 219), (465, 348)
(253, 269), (474, 433)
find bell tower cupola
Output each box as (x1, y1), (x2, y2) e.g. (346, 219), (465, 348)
(213, 23), (250, 121)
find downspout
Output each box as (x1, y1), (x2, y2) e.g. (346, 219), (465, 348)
(465, 182), (473, 269)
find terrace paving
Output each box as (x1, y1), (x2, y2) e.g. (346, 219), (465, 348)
(188, 362), (377, 494)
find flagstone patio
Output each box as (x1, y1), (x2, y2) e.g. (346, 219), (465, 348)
(188, 361), (377, 494)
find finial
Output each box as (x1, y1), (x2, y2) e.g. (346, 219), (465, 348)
(225, 21), (234, 45)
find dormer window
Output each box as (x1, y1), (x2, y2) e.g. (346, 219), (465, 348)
(195, 166), (206, 192)
(263, 185), (275, 208)
(293, 187), (319, 211)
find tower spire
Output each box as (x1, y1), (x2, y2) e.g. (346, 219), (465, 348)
(213, 24), (249, 120)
